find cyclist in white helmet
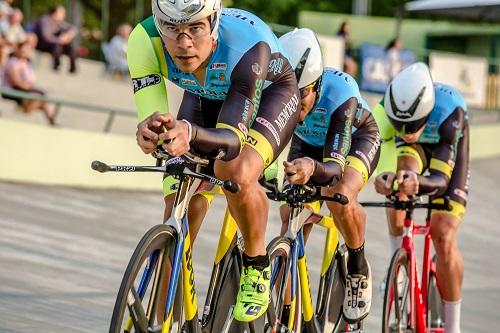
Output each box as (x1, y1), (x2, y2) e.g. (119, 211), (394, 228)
(373, 62), (469, 333)
(278, 28), (381, 324)
(128, 0), (301, 322)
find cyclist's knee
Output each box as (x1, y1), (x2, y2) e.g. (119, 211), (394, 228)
(214, 152), (263, 188)
(431, 214), (459, 257)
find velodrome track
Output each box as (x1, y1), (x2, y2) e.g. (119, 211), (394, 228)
(0, 156), (499, 332)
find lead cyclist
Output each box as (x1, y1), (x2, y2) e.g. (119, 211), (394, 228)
(128, 0), (300, 322)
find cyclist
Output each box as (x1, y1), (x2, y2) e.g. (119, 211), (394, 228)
(278, 28), (381, 323)
(128, 0), (300, 322)
(373, 62), (469, 333)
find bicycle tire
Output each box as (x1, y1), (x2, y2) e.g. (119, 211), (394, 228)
(427, 255), (444, 329)
(382, 248), (414, 333)
(109, 224), (180, 333)
(265, 236), (302, 333)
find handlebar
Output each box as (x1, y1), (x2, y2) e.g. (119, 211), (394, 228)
(260, 179), (348, 206)
(360, 194), (452, 211)
(91, 150), (239, 194)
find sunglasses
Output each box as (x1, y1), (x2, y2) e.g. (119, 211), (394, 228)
(299, 81), (317, 98)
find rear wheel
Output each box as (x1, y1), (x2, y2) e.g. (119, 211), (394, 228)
(427, 255), (444, 329)
(265, 237), (302, 333)
(109, 224), (183, 333)
(382, 248), (414, 333)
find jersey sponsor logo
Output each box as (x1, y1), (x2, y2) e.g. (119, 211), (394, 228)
(210, 63), (227, 70)
(366, 133), (381, 166)
(246, 135), (258, 146)
(256, 117), (280, 146)
(188, 88), (226, 98)
(314, 107), (327, 114)
(333, 133), (340, 150)
(268, 58), (284, 75)
(253, 79), (263, 112)
(238, 122), (248, 136)
(275, 94), (299, 131)
(181, 78), (196, 86)
(330, 152), (346, 165)
(312, 123), (326, 128)
(454, 188), (468, 201)
(252, 63), (263, 76)
(222, 9), (256, 25)
(355, 150), (370, 169)
(298, 129), (323, 137)
(242, 98), (252, 123)
(341, 119), (352, 155)
(132, 74), (161, 93)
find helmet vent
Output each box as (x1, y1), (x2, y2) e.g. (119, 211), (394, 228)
(294, 47), (311, 83)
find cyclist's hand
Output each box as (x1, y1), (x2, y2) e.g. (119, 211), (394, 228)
(374, 172), (395, 195)
(159, 116), (190, 156)
(397, 170), (419, 195)
(283, 158), (314, 184)
(136, 112), (170, 154)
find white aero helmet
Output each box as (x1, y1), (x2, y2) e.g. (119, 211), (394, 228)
(279, 28), (323, 89)
(385, 62), (435, 134)
(152, 0), (222, 39)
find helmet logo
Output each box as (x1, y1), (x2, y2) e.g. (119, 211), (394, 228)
(294, 48), (311, 83)
(389, 85), (426, 119)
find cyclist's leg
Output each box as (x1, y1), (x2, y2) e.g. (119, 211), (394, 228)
(215, 78), (300, 322)
(322, 131), (380, 322)
(429, 128), (469, 333)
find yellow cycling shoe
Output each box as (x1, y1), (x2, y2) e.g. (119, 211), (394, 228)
(233, 264), (271, 322)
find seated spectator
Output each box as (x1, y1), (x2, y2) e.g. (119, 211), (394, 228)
(105, 23), (132, 76)
(34, 5), (78, 73)
(4, 9), (38, 50)
(1, 41), (56, 126)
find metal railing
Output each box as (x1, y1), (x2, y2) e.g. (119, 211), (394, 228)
(0, 88), (136, 132)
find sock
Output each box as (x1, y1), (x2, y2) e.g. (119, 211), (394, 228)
(281, 304), (291, 326)
(242, 252), (270, 271)
(444, 299), (462, 333)
(389, 234), (402, 256)
(346, 243), (369, 276)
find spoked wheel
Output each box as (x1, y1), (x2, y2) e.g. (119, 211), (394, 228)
(109, 224), (183, 333)
(265, 237), (302, 333)
(382, 248), (414, 333)
(427, 255), (444, 331)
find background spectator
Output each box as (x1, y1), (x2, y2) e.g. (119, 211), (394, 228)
(1, 41), (56, 125)
(386, 37), (403, 81)
(104, 23), (132, 77)
(336, 20), (358, 77)
(0, 0), (12, 35)
(34, 5), (78, 73)
(4, 9), (38, 50)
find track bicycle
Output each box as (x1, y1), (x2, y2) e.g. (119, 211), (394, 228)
(92, 149), (265, 333)
(261, 181), (364, 333)
(361, 194), (451, 333)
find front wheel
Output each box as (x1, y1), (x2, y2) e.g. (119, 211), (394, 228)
(109, 224), (182, 333)
(265, 236), (302, 333)
(382, 248), (414, 333)
(427, 255), (444, 329)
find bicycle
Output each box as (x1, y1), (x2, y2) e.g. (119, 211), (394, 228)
(261, 181), (364, 333)
(92, 150), (265, 333)
(360, 194), (451, 333)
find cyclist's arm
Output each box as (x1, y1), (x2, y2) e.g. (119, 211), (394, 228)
(187, 42), (271, 161)
(310, 97), (359, 186)
(127, 25), (169, 122)
(417, 107), (466, 196)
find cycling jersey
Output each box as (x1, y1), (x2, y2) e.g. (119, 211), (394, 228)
(374, 83), (470, 220)
(127, 8), (300, 196)
(290, 68), (380, 185)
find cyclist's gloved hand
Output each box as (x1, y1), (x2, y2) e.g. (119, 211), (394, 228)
(136, 111), (170, 154)
(159, 115), (191, 157)
(396, 170), (419, 196)
(374, 172), (396, 195)
(283, 157), (315, 185)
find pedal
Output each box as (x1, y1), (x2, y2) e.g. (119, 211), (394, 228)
(340, 320), (363, 333)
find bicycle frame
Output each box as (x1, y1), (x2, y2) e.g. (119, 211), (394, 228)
(396, 209), (442, 333)
(277, 203), (341, 332)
